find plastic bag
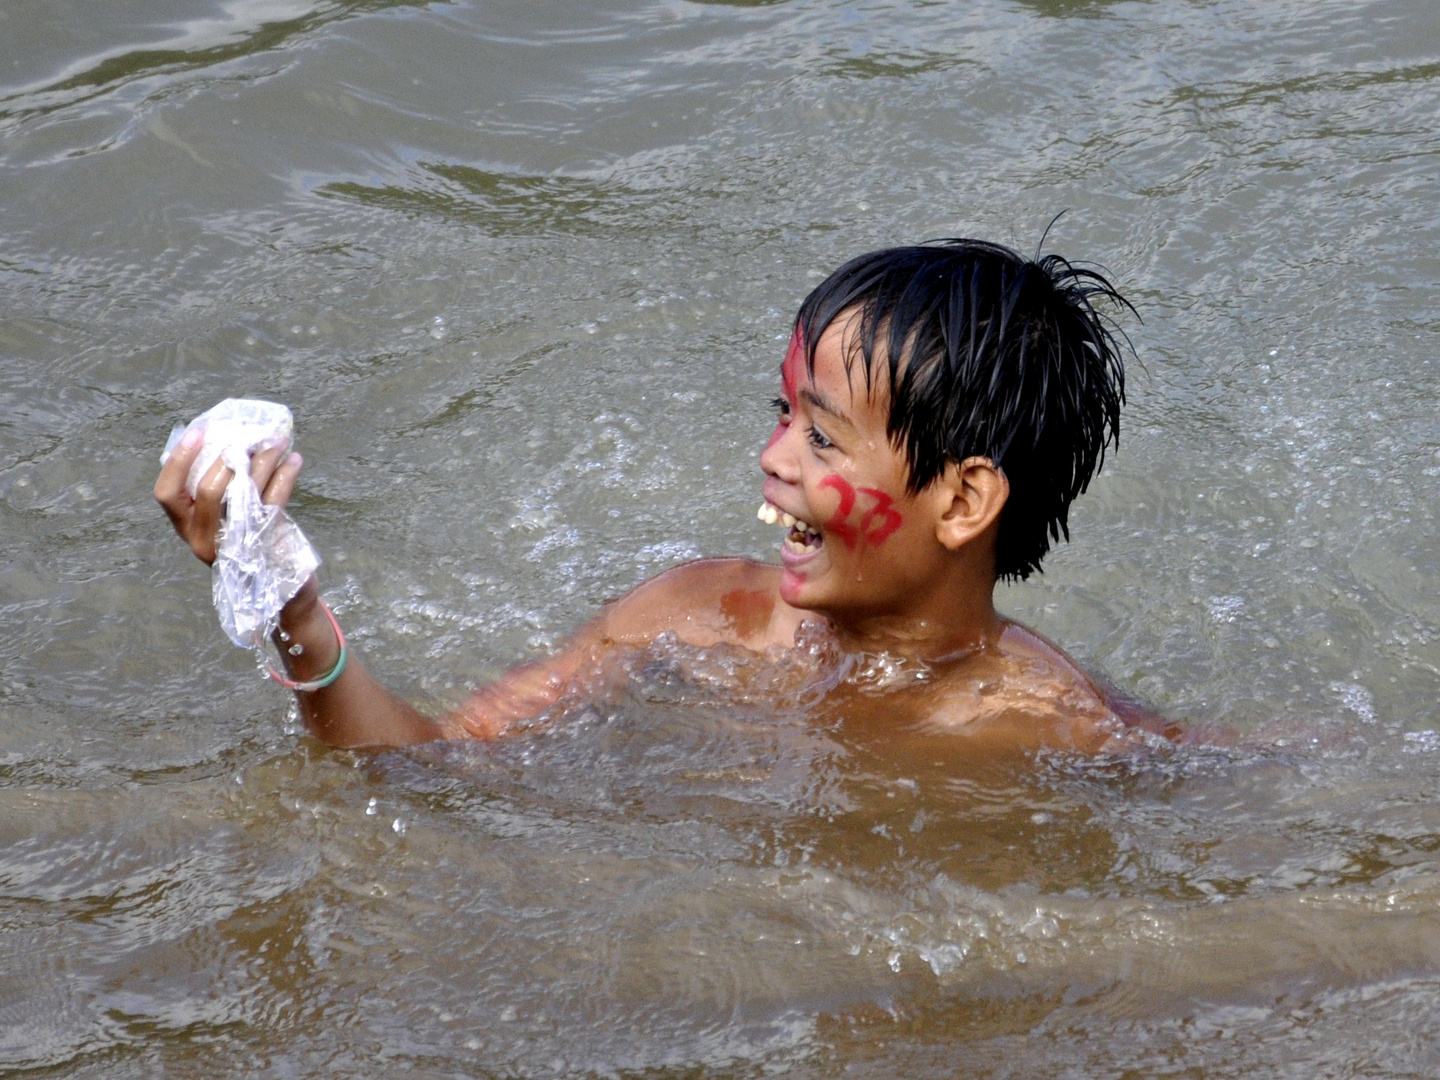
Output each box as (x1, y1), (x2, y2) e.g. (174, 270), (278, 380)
(161, 398), (321, 648)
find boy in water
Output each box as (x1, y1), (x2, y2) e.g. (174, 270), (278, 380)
(156, 238), (1161, 752)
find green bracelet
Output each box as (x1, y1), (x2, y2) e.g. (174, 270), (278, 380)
(265, 601), (348, 692)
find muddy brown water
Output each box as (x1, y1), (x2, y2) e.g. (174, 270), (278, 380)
(4, 0), (1440, 1075)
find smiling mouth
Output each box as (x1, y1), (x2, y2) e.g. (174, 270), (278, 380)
(758, 501), (823, 555)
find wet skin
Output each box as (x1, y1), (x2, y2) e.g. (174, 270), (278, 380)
(156, 311), (1155, 751)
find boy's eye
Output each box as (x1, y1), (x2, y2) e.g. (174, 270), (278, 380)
(771, 397), (791, 420)
(807, 425), (833, 451)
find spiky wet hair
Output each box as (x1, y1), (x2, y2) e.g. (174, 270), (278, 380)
(794, 237), (1131, 581)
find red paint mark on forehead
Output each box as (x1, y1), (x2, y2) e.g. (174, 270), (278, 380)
(781, 327), (805, 403)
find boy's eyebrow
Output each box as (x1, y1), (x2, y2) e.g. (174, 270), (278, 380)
(800, 388), (853, 427)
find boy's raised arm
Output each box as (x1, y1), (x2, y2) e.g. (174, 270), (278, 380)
(155, 432), (459, 749)
(155, 436), (734, 749)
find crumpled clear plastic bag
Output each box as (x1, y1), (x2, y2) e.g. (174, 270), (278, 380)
(161, 398), (321, 648)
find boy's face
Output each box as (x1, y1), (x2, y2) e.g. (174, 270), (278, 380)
(758, 312), (958, 620)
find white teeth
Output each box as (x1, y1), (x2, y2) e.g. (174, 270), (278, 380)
(759, 502), (816, 534)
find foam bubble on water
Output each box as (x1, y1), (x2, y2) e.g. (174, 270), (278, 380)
(1208, 596), (1245, 623)
(1330, 681), (1376, 723)
(635, 540), (703, 573)
(1403, 731), (1440, 754)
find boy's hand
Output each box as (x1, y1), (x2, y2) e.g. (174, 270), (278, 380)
(153, 430), (303, 566)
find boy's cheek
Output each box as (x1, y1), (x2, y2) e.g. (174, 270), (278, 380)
(858, 488), (903, 546)
(818, 474), (861, 548)
(816, 475), (904, 550)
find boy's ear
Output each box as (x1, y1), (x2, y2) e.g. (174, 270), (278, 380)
(931, 456), (1009, 551)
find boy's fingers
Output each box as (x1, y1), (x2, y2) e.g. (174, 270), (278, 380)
(155, 429), (304, 566)
(249, 441), (287, 490)
(189, 464), (230, 565)
(196, 456), (233, 503)
(154, 431), (202, 506)
(262, 453), (302, 508)
(190, 458), (233, 560)
(190, 504), (220, 564)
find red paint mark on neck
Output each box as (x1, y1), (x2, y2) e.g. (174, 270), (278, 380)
(720, 588), (775, 640)
(819, 474), (903, 550)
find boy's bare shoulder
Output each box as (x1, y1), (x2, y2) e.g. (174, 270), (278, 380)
(903, 622), (1181, 751)
(596, 558), (791, 649)
(917, 622), (1138, 752)
(996, 621), (1184, 741)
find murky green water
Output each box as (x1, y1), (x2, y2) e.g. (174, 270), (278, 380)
(4, 0), (1440, 1074)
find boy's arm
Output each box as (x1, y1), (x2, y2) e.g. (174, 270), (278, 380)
(273, 575), (452, 746)
(156, 432), (454, 748)
(155, 433), (716, 749)
(445, 558), (771, 738)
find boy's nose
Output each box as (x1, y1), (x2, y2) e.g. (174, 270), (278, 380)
(759, 422), (800, 482)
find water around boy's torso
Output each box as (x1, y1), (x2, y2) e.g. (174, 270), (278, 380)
(5, 0), (1440, 1075)
(555, 615), (1134, 753)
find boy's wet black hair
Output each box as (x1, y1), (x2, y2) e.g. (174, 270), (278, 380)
(794, 237), (1131, 581)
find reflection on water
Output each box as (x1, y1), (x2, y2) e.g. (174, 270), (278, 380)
(0, 0), (431, 131)
(4, 0), (1440, 1074)
(320, 165), (667, 235)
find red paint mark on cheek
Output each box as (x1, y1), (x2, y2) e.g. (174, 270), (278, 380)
(857, 488), (903, 545)
(818, 474), (860, 549)
(818, 475), (904, 550)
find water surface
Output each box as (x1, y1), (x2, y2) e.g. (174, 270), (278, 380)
(4, 0), (1440, 1075)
